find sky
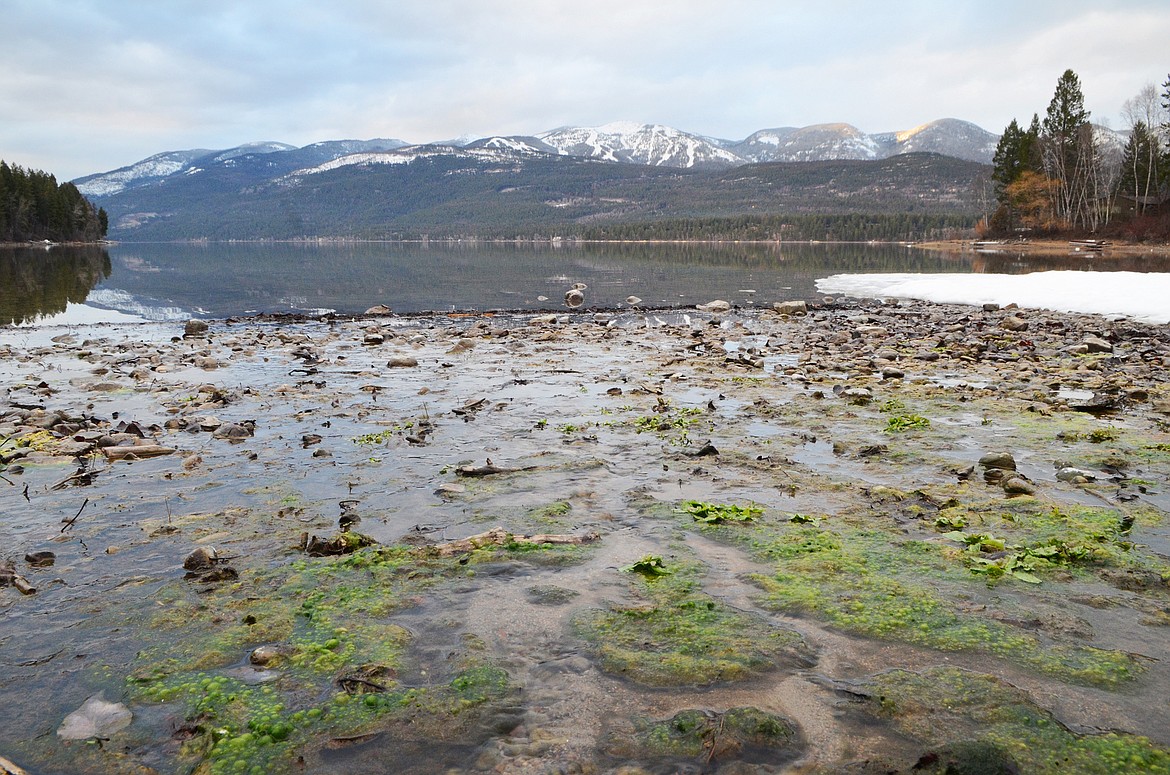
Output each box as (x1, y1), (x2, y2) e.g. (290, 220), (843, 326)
(3, 0), (1169, 181)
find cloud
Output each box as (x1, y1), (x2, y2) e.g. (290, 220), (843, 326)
(3, 0), (1169, 179)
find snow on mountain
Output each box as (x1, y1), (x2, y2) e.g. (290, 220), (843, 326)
(465, 136), (559, 155)
(285, 143), (550, 179)
(537, 122), (744, 169)
(74, 149), (212, 197)
(210, 141), (296, 163)
(878, 119), (999, 163)
(76, 119), (1003, 198)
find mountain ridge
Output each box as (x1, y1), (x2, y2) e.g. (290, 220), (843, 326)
(75, 118), (1003, 197)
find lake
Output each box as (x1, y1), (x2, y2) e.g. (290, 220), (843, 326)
(4, 241), (1170, 326)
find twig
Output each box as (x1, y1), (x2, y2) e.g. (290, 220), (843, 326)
(61, 498), (89, 532)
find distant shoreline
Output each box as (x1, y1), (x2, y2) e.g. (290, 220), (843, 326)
(5, 237), (1170, 258)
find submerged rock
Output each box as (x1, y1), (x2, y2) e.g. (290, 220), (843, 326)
(57, 694), (132, 740)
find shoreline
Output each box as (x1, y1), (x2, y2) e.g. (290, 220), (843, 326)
(2, 299), (1170, 773)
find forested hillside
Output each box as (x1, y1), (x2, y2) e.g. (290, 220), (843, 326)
(96, 151), (987, 241)
(0, 161), (107, 242)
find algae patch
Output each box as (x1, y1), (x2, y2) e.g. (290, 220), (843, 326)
(574, 556), (812, 687)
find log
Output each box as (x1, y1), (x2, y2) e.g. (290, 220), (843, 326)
(432, 527), (600, 557)
(100, 445), (176, 460)
(455, 463), (537, 477)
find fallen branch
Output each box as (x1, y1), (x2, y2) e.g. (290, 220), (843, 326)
(100, 444), (176, 461)
(432, 527), (600, 557)
(455, 462), (538, 477)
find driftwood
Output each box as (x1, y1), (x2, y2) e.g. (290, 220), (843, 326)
(100, 444), (176, 461)
(455, 461), (538, 477)
(432, 527), (600, 557)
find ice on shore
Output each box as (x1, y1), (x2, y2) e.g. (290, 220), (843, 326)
(817, 271), (1170, 325)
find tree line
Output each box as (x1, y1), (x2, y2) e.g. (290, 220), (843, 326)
(0, 161), (108, 243)
(578, 213), (977, 242)
(989, 70), (1170, 237)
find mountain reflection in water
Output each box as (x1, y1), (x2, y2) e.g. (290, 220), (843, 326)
(5, 242), (1170, 325)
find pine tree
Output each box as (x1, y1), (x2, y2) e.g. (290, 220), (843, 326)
(1040, 69), (1100, 229)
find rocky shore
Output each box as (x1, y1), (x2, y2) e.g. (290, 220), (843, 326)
(2, 297), (1169, 774)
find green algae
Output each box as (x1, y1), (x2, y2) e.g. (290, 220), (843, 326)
(116, 539), (582, 774)
(861, 667), (1170, 775)
(692, 514), (1144, 687)
(574, 557), (810, 687)
(608, 706), (799, 766)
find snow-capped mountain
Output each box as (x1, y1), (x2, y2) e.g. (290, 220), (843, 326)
(728, 123), (881, 163)
(73, 118), (1002, 202)
(537, 122), (744, 169)
(76, 138), (408, 197)
(74, 149), (214, 197)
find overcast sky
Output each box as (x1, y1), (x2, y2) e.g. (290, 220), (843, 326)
(3, 0), (1169, 181)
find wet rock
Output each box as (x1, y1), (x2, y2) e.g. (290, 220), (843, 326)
(1001, 315), (1029, 331)
(1056, 466), (1097, 484)
(386, 356), (419, 368)
(978, 451), (1016, 471)
(249, 644), (294, 666)
(183, 545), (218, 571)
(362, 333), (385, 346)
(57, 694), (132, 740)
(696, 299), (731, 313)
(625, 295), (642, 306)
(1001, 475), (1036, 496)
(773, 300), (807, 316)
(301, 531), (376, 556)
(212, 421), (254, 440)
(834, 386), (873, 405)
(365, 304), (393, 315)
(880, 366), (904, 380)
(24, 551), (55, 568)
(183, 319), (209, 338)
(564, 289), (585, 309)
(435, 482), (467, 497)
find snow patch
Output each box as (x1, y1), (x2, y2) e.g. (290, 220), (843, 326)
(816, 271), (1170, 325)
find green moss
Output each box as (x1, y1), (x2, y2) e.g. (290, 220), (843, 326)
(864, 667), (1170, 775)
(732, 520), (1141, 686)
(121, 539), (564, 772)
(617, 706), (799, 766)
(574, 558), (810, 687)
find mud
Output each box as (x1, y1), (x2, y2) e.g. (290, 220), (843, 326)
(1, 297), (1169, 774)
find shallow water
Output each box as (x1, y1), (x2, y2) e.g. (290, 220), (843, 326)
(2, 304), (1169, 774)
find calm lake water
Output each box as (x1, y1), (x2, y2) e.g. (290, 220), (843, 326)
(4, 241), (1170, 325)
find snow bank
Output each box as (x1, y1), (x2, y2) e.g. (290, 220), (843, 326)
(816, 271), (1170, 324)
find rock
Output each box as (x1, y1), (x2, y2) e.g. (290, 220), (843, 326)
(978, 451), (1017, 471)
(1056, 467), (1097, 483)
(363, 333), (385, 346)
(772, 301), (807, 316)
(386, 356), (419, 368)
(24, 551), (55, 567)
(1082, 335), (1113, 353)
(625, 295), (642, 306)
(365, 304), (393, 315)
(1001, 315), (1029, 331)
(57, 694), (132, 740)
(183, 320), (209, 338)
(183, 546), (218, 571)
(697, 300), (731, 313)
(835, 386), (873, 405)
(212, 422), (254, 440)
(435, 483), (467, 497)
(854, 325), (889, 339)
(1002, 476), (1036, 496)
(249, 644), (293, 666)
(564, 289), (585, 309)
(880, 367), (904, 380)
